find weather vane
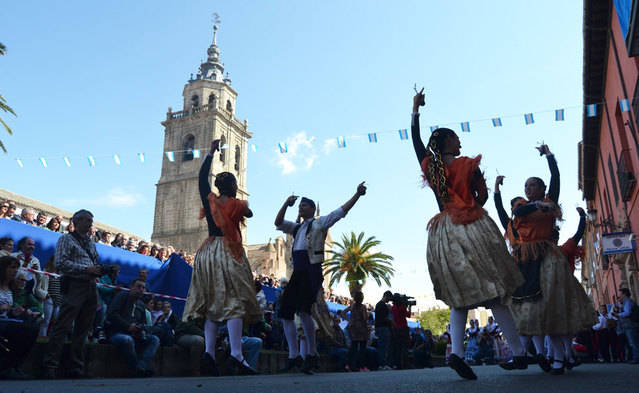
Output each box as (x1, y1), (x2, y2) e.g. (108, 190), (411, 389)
(212, 12), (221, 28)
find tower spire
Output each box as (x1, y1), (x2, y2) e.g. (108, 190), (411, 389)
(195, 13), (226, 82)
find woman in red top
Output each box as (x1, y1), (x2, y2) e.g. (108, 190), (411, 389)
(509, 145), (595, 375)
(411, 90), (525, 379)
(182, 140), (262, 376)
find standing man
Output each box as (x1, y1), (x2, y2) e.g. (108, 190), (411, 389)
(613, 288), (639, 364)
(43, 210), (101, 379)
(374, 290), (393, 370)
(274, 182), (367, 373)
(593, 304), (611, 362)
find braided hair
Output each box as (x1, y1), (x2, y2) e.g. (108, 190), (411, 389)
(214, 172), (237, 197)
(425, 127), (457, 203)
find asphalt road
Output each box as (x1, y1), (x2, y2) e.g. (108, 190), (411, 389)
(1, 363), (637, 393)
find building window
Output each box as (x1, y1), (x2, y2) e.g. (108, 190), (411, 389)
(608, 154), (620, 204)
(191, 94), (199, 108)
(182, 135), (195, 161)
(234, 145), (241, 171)
(208, 94), (216, 107)
(220, 135), (226, 163)
(226, 100), (232, 112)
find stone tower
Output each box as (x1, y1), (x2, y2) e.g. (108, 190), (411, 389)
(151, 22), (251, 253)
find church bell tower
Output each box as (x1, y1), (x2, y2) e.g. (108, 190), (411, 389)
(151, 21), (252, 253)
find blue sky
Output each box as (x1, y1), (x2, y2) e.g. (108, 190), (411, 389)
(1, 1), (584, 304)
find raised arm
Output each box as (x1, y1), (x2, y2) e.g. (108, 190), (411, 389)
(411, 89), (427, 165)
(274, 195), (298, 227)
(341, 182), (367, 214)
(572, 207), (586, 243)
(494, 176), (510, 230)
(537, 144), (560, 203)
(200, 140), (223, 236)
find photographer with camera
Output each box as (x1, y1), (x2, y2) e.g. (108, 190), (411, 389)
(105, 278), (160, 377)
(43, 209), (101, 379)
(391, 293), (413, 369)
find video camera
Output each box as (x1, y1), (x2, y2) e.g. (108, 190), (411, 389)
(393, 293), (416, 306)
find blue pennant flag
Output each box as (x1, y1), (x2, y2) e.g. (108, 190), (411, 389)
(278, 142), (288, 153)
(165, 151), (175, 162)
(555, 109), (565, 121)
(39, 157), (48, 168)
(398, 129), (409, 140)
(337, 136), (347, 148)
(524, 113), (534, 125)
(461, 122), (471, 133)
(113, 154), (121, 165)
(63, 157), (71, 167)
(251, 144), (257, 152)
(367, 133), (377, 143)
(88, 156), (96, 167)
(492, 118), (502, 127)
(138, 153), (145, 163)
(429, 125), (439, 133)
(620, 98), (630, 112)
(586, 104), (597, 117)
(192, 149), (201, 159)
(16, 159), (23, 168)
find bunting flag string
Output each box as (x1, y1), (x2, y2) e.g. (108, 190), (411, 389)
(6, 99), (629, 167)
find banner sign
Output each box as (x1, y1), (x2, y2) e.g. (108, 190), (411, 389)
(601, 232), (636, 255)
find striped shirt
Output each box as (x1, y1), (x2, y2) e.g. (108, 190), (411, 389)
(55, 233), (99, 280)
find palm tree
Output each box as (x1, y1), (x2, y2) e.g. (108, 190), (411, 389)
(0, 42), (16, 153)
(323, 231), (395, 294)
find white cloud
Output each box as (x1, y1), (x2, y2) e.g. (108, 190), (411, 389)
(63, 187), (145, 208)
(275, 131), (319, 175)
(323, 138), (337, 155)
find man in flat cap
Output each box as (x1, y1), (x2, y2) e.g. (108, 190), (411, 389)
(274, 182), (367, 374)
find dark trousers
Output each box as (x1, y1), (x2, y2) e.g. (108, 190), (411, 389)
(44, 279), (98, 373)
(391, 327), (409, 369)
(348, 340), (367, 370)
(0, 318), (38, 370)
(597, 329), (611, 361)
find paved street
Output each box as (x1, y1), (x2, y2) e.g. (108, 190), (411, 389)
(2, 363), (637, 393)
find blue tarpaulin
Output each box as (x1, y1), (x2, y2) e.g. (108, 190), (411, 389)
(615, 0), (632, 38)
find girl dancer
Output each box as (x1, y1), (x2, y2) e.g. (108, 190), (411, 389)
(182, 139), (262, 376)
(508, 144), (596, 375)
(411, 89), (526, 379)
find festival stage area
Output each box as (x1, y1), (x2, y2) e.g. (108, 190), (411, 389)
(2, 363), (637, 393)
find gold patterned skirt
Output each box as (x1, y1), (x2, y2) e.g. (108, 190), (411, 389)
(182, 237), (262, 324)
(510, 244), (597, 336)
(426, 212), (524, 309)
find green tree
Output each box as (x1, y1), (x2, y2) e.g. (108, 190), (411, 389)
(418, 307), (451, 335)
(323, 231), (395, 294)
(0, 42), (17, 152)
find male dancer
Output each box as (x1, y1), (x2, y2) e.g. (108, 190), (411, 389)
(275, 182), (366, 373)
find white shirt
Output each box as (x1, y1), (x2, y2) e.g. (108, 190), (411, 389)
(277, 207), (346, 251)
(593, 314), (608, 331)
(12, 252), (40, 282)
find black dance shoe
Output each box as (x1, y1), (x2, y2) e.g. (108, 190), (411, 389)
(278, 356), (303, 373)
(200, 352), (220, 377)
(550, 360), (564, 376)
(499, 356), (528, 370)
(230, 356), (259, 376)
(566, 358), (581, 370)
(536, 354), (551, 373)
(301, 356), (314, 375)
(448, 354), (477, 380)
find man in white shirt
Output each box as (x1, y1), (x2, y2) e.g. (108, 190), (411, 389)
(274, 182), (366, 373)
(593, 304), (611, 362)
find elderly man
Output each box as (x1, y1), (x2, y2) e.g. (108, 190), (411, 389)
(43, 210), (102, 379)
(613, 288), (639, 364)
(106, 278), (160, 377)
(35, 212), (48, 227)
(274, 182), (367, 373)
(20, 208), (36, 225)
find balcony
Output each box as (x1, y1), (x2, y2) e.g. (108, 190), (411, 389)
(617, 148), (637, 201)
(167, 103), (216, 120)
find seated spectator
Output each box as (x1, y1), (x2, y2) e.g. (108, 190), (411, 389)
(40, 256), (61, 337)
(157, 248), (167, 262)
(35, 212), (48, 228)
(99, 231), (112, 245)
(105, 279), (160, 378)
(0, 256), (39, 380)
(151, 300), (177, 346)
(6, 202), (21, 221)
(413, 328), (434, 368)
(320, 314), (349, 371)
(12, 237), (40, 296)
(20, 208), (36, 226)
(149, 245), (159, 259)
(255, 280), (266, 315)
(473, 329), (496, 365)
(0, 237), (13, 256)
(126, 240), (137, 252)
(65, 221), (75, 233)
(45, 217), (60, 232)
(96, 264), (122, 342)
(138, 244), (150, 256)
(175, 317), (211, 376)
(111, 233), (125, 248)
(12, 271), (43, 315)
(151, 297), (163, 324)
(137, 268), (149, 282)
(143, 296), (153, 327)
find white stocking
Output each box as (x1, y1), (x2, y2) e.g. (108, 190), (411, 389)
(490, 304), (524, 356)
(227, 318), (244, 361)
(299, 337), (308, 359)
(532, 335), (545, 356)
(562, 335), (574, 361)
(204, 319), (218, 359)
(520, 336), (532, 356)
(282, 319), (299, 359)
(450, 308), (468, 358)
(299, 312), (317, 356)
(549, 335), (565, 368)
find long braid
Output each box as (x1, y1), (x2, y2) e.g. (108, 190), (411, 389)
(426, 130), (451, 204)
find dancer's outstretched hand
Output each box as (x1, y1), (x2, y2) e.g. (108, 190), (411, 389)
(210, 139), (221, 154)
(413, 87), (426, 113)
(536, 144), (551, 156)
(357, 181), (367, 196)
(495, 175), (505, 192)
(576, 207), (586, 217)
